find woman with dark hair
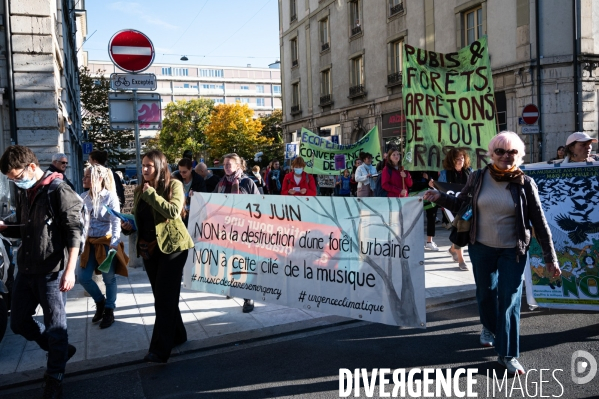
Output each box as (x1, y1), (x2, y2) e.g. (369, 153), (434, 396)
(355, 152), (378, 197)
(172, 158), (206, 226)
(435, 148), (472, 269)
(121, 150), (194, 363)
(281, 156), (317, 196)
(550, 146), (565, 162)
(381, 148), (412, 198)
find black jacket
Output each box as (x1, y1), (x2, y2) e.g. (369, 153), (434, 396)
(204, 173), (220, 194)
(3, 171), (83, 274)
(47, 164), (75, 190)
(435, 166), (557, 263)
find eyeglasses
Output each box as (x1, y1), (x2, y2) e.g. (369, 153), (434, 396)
(8, 166), (29, 182)
(494, 148), (519, 157)
(61, 161), (68, 165)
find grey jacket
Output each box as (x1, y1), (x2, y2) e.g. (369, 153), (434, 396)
(435, 166), (557, 264)
(4, 172), (83, 274)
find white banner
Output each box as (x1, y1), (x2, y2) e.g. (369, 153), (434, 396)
(183, 193), (426, 328)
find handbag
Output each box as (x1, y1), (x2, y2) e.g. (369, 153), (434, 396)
(138, 238), (157, 261)
(449, 170), (481, 247)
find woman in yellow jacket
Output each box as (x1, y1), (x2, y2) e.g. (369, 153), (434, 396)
(122, 150), (194, 363)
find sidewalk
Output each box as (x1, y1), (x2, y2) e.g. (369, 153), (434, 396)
(0, 224), (475, 387)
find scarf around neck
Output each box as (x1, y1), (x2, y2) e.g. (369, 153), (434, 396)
(218, 169), (244, 194)
(488, 163), (525, 185)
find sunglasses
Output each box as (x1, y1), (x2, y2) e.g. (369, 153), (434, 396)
(494, 148), (519, 156)
(61, 161), (68, 165)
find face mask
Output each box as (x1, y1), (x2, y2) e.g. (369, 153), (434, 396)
(14, 175), (36, 189)
(294, 168), (303, 175)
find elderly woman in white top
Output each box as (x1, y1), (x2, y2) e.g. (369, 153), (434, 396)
(78, 165), (128, 329)
(354, 152), (378, 197)
(423, 131), (560, 375)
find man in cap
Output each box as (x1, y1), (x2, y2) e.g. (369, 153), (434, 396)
(562, 132), (598, 163)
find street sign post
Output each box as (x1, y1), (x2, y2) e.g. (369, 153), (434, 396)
(110, 73), (157, 91)
(108, 30), (155, 73)
(522, 125), (540, 134)
(522, 104), (539, 125)
(108, 92), (162, 130)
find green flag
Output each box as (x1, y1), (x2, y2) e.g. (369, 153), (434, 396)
(402, 36), (495, 171)
(298, 126), (382, 175)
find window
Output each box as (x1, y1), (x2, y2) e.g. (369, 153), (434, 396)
(319, 18), (330, 51)
(387, 39), (402, 86)
(273, 85), (281, 94)
(161, 67), (172, 75)
(320, 69), (332, 105)
(290, 0), (297, 22)
(291, 82), (300, 114)
(173, 68), (188, 76)
(213, 98), (225, 104)
(350, 56), (364, 87)
(464, 7), (483, 46)
(240, 85), (250, 90)
(202, 84), (224, 89)
(200, 69), (224, 78)
(290, 38), (299, 67)
(256, 85), (265, 93)
(350, 0), (361, 35)
(256, 98), (265, 106)
(389, 0), (403, 16)
(235, 97), (250, 104)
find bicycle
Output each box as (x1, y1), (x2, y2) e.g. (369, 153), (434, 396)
(113, 76), (130, 88)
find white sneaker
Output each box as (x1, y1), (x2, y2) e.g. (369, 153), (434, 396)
(497, 356), (525, 375)
(425, 242), (439, 251)
(480, 327), (495, 347)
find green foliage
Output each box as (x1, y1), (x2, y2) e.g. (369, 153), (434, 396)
(152, 99), (215, 163)
(79, 66), (134, 166)
(256, 109), (284, 167)
(204, 103), (272, 163)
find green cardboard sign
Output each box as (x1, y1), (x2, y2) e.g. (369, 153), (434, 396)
(402, 36), (496, 171)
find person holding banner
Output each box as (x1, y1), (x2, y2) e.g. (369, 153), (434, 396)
(423, 132), (561, 375)
(355, 152), (378, 197)
(562, 132), (598, 163)
(121, 150), (194, 363)
(381, 148), (413, 198)
(281, 156), (317, 196)
(217, 153), (260, 313)
(78, 165), (129, 329)
(437, 148), (472, 270)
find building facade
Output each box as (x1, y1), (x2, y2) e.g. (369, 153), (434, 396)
(279, 0), (599, 162)
(86, 60), (283, 135)
(0, 0), (87, 187)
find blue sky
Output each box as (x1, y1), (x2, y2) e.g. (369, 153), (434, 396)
(83, 0), (281, 68)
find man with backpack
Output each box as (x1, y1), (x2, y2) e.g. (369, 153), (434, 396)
(0, 145), (82, 399)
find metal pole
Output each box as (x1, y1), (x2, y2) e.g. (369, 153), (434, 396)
(133, 89), (142, 181)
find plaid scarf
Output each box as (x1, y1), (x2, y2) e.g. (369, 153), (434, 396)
(217, 169), (244, 194)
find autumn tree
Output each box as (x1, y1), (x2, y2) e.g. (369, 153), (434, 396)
(204, 103), (272, 163)
(257, 109), (284, 166)
(150, 98), (214, 162)
(79, 66), (134, 166)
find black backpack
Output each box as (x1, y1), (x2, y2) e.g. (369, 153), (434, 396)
(373, 167), (393, 197)
(47, 178), (88, 254)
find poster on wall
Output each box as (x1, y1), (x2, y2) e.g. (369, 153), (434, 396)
(402, 36), (496, 171)
(183, 193), (426, 328)
(523, 162), (599, 311)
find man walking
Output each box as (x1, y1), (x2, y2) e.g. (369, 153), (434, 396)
(0, 146), (82, 399)
(48, 153), (75, 190)
(195, 162), (220, 193)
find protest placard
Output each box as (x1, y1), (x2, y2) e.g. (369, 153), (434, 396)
(183, 193), (426, 327)
(402, 36), (495, 171)
(299, 127), (382, 175)
(522, 163), (599, 311)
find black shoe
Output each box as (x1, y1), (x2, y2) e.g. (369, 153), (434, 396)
(242, 299), (254, 313)
(100, 308), (114, 329)
(67, 344), (76, 361)
(92, 298), (106, 323)
(42, 374), (63, 399)
(144, 352), (167, 363)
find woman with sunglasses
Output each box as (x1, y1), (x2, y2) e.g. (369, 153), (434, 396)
(423, 131), (560, 376)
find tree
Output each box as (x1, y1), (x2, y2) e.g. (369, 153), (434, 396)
(204, 103), (272, 163)
(151, 99), (214, 163)
(257, 109), (284, 166)
(79, 66), (134, 166)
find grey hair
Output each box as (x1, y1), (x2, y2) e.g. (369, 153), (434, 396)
(52, 153), (67, 162)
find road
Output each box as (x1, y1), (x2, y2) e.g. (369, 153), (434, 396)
(1, 301), (597, 399)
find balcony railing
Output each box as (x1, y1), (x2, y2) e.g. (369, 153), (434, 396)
(321, 42), (330, 52)
(290, 13), (297, 23)
(291, 105), (301, 115)
(319, 94), (332, 106)
(349, 84), (366, 98)
(387, 72), (402, 87)
(292, 59), (298, 67)
(390, 3), (404, 16)
(351, 25), (362, 36)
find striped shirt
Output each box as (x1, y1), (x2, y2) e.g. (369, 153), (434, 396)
(80, 189), (121, 246)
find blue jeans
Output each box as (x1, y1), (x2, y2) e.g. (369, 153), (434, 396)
(468, 242), (527, 358)
(10, 271), (69, 379)
(77, 244), (117, 309)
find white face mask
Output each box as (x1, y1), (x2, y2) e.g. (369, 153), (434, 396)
(294, 168), (303, 175)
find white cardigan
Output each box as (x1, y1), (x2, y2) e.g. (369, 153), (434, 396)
(355, 163), (377, 188)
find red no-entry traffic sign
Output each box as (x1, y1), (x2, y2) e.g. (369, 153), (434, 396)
(521, 104), (539, 125)
(108, 30), (155, 73)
